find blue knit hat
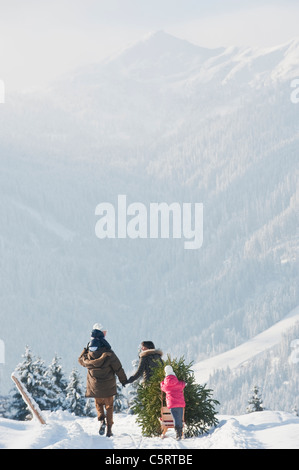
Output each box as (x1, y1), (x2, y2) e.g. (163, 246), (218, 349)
(88, 325), (111, 351)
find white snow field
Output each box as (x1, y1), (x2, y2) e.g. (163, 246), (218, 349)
(0, 409), (298, 449)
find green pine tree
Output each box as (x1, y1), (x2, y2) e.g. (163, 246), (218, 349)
(132, 355), (220, 438)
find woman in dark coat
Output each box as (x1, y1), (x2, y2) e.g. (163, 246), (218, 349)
(126, 341), (163, 384)
(78, 323), (127, 437)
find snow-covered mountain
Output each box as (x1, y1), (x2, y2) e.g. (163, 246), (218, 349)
(0, 32), (298, 413)
(193, 305), (299, 384)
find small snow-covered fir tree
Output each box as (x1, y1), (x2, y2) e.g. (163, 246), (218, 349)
(31, 355), (59, 411)
(7, 346), (35, 420)
(0, 395), (9, 418)
(8, 346), (59, 419)
(84, 398), (96, 417)
(46, 354), (68, 410)
(65, 368), (87, 416)
(247, 385), (264, 413)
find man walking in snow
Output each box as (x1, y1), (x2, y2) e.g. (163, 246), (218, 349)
(78, 323), (127, 437)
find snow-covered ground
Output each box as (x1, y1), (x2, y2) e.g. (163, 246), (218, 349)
(0, 409), (298, 449)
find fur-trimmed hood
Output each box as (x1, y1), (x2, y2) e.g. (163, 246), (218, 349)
(139, 348), (163, 358)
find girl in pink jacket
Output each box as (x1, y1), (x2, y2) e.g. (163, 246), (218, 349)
(160, 365), (186, 440)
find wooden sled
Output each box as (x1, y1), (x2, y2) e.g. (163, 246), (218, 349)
(160, 406), (174, 438)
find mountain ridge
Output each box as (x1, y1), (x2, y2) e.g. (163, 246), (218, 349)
(65, 31), (299, 88)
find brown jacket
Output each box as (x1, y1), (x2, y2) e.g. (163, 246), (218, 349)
(78, 347), (127, 398)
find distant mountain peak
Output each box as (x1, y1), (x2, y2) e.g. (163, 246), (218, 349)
(65, 32), (299, 89)
(102, 30), (224, 80)
(122, 29), (223, 56)
(140, 29), (172, 41)
(139, 29), (198, 47)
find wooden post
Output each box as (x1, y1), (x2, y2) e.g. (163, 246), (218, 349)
(11, 372), (46, 425)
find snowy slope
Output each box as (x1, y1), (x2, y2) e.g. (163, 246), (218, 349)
(0, 409), (298, 449)
(193, 306), (299, 384)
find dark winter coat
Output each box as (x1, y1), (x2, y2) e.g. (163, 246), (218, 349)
(127, 348), (163, 384)
(78, 347), (127, 398)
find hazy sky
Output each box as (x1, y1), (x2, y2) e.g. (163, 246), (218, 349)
(0, 0), (299, 92)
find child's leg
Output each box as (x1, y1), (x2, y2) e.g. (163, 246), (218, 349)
(170, 407), (183, 428)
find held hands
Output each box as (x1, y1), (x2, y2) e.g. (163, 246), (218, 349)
(122, 377), (133, 387)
